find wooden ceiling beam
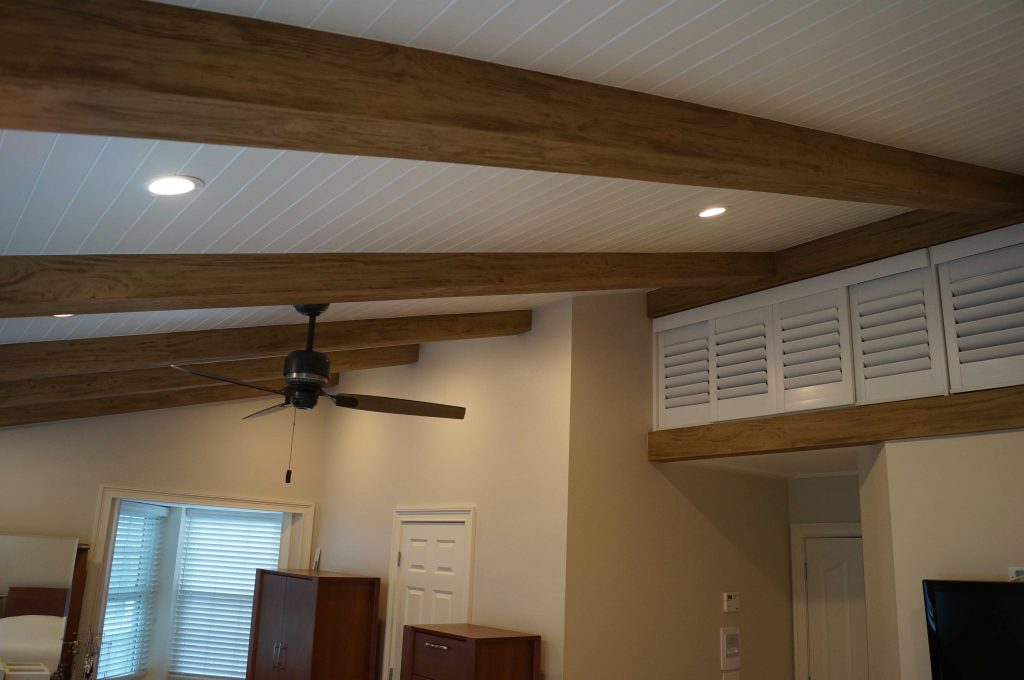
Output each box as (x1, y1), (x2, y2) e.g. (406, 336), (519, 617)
(0, 345), (418, 409)
(648, 386), (1024, 461)
(2, 0), (1022, 212)
(647, 208), (1024, 317)
(0, 252), (774, 318)
(0, 310), (529, 381)
(0, 376), (339, 430)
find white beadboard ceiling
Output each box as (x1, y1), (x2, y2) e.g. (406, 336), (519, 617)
(3, 0), (1022, 343)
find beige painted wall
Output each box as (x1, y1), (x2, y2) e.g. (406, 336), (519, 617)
(789, 475), (861, 524)
(0, 395), (326, 639)
(314, 300), (573, 679)
(858, 446), (901, 680)
(563, 294), (794, 680)
(860, 431), (1024, 680)
(0, 398), (324, 542)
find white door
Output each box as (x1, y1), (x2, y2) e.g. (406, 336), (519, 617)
(805, 537), (869, 680)
(385, 519), (472, 680)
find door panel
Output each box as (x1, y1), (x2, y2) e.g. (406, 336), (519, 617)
(250, 573), (287, 680)
(388, 521), (471, 678)
(281, 576), (315, 680)
(806, 537), (869, 680)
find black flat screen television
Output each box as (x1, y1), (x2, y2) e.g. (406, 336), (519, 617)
(923, 579), (1024, 679)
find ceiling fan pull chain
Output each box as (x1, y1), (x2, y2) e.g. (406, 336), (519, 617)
(285, 408), (297, 484)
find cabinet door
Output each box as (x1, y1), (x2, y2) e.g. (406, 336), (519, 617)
(280, 576), (315, 680)
(250, 573), (287, 680)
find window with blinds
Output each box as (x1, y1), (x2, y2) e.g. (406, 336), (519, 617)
(939, 242), (1024, 392)
(851, 268), (947, 404)
(775, 289), (854, 412)
(170, 508), (283, 679)
(98, 502), (169, 680)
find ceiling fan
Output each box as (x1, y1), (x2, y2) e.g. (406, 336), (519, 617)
(172, 304), (466, 421)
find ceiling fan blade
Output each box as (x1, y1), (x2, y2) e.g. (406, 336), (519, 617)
(323, 392), (466, 420)
(171, 364), (285, 395)
(243, 402), (291, 420)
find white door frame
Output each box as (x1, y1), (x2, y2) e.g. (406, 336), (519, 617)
(381, 506), (476, 680)
(791, 523), (862, 680)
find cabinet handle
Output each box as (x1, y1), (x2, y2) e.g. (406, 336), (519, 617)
(272, 642), (281, 670)
(278, 644), (288, 670)
(424, 642), (449, 651)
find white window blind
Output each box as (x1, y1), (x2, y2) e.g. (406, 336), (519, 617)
(170, 508), (282, 679)
(774, 289), (854, 412)
(98, 501), (169, 679)
(851, 268), (947, 404)
(939, 243), (1024, 392)
(656, 321), (713, 428)
(713, 306), (776, 420)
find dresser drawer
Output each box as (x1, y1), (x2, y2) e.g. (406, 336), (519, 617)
(411, 632), (470, 680)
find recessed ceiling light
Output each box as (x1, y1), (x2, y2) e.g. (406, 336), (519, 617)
(53, 313), (75, 318)
(148, 175), (203, 196)
(699, 206), (727, 218)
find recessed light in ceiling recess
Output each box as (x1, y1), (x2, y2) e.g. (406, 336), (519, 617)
(53, 313), (75, 318)
(699, 206), (727, 218)
(148, 175), (204, 196)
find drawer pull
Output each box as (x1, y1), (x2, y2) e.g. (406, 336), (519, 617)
(424, 642), (449, 651)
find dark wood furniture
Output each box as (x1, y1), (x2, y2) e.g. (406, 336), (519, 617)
(400, 624), (540, 680)
(2, 544), (88, 679)
(3, 587), (69, 617)
(246, 569), (380, 680)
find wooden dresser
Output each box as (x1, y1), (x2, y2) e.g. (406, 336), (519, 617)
(246, 569), (380, 680)
(400, 623), (540, 680)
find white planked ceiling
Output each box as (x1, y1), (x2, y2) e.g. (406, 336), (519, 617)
(3, 0), (1022, 343)
(155, 0), (1024, 173)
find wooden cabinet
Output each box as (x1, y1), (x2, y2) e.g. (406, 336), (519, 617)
(400, 624), (540, 680)
(246, 569), (380, 680)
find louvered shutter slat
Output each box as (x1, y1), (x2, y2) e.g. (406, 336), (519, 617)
(713, 307), (776, 420)
(852, 268), (947, 403)
(940, 243), (1024, 392)
(774, 290), (853, 411)
(656, 322), (713, 428)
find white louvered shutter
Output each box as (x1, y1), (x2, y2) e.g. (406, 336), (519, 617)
(713, 306), (777, 420)
(938, 243), (1024, 392)
(850, 268), (947, 404)
(656, 321), (713, 428)
(774, 289), (854, 412)
(170, 508), (282, 680)
(98, 501), (169, 679)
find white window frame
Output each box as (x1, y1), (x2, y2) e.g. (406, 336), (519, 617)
(87, 486), (316, 670)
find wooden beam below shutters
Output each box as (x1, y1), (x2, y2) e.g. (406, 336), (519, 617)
(648, 386), (1024, 461)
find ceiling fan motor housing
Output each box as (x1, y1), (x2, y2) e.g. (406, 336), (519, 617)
(284, 349), (331, 386)
(283, 349), (331, 410)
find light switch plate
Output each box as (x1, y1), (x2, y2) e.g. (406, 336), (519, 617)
(723, 591), (741, 613)
(720, 626), (741, 671)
